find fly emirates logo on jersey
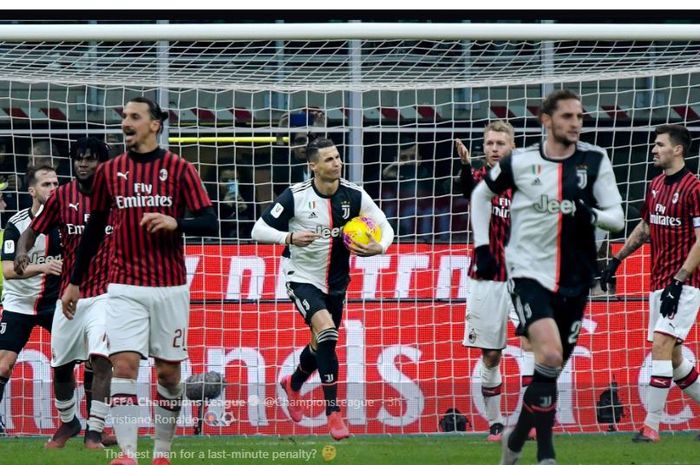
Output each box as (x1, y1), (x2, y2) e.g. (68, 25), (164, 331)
(115, 182), (173, 209)
(649, 203), (682, 227)
(67, 213), (115, 236)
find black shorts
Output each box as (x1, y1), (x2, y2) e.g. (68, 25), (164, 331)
(0, 310), (53, 354)
(509, 278), (588, 359)
(285, 282), (344, 328)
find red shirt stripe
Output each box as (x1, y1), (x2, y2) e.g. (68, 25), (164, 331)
(31, 180), (112, 298)
(641, 169), (700, 291)
(90, 150), (212, 287)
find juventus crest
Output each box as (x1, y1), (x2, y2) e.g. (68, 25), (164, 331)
(341, 201), (350, 219)
(576, 166), (588, 189)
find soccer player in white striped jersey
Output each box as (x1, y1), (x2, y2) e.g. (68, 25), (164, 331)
(252, 137), (394, 440)
(472, 90), (624, 465)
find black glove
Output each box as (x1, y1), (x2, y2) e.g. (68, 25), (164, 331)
(660, 279), (684, 319)
(600, 257), (621, 292)
(474, 245), (498, 280)
(574, 190), (598, 226)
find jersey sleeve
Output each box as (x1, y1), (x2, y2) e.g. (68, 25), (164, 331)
(592, 153), (623, 209)
(31, 190), (61, 234)
(483, 155), (515, 195)
(261, 187), (295, 230)
(689, 185), (700, 229)
(90, 163), (112, 212)
(359, 189), (389, 225)
(182, 161), (213, 212)
(1, 222), (20, 261)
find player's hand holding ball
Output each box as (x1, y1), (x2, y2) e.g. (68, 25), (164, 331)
(343, 217), (383, 257)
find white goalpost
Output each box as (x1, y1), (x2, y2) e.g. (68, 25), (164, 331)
(1, 21), (700, 436)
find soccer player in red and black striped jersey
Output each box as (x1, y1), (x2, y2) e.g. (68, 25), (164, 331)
(62, 97), (216, 465)
(15, 137), (115, 449)
(601, 124), (700, 443)
(457, 121), (535, 442)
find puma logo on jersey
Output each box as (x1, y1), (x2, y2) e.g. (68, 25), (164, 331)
(533, 195), (576, 215)
(117, 171), (129, 180)
(68, 202), (79, 211)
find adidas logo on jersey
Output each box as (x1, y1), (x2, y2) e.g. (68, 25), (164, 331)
(308, 211), (318, 219)
(532, 178), (542, 186)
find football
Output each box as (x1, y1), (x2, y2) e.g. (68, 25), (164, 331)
(342, 216), (381, 248)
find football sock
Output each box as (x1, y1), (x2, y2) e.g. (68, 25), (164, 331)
(521, 350), (535, 392)
(674, 358), (700, 404)
(154, 383), (183, 459)
(291, 344), (317, 391)
(315, 328), (340, 416)
(509, 363), (559, 461)
(84, 365), (94, 420)
(87, 400), (109, 433)
(481, 362), (503, 426)
(111, 377), (139, 458)
(645, 360), (673, 431)
(0, 375), (8, 403)
(53, 363), (77, 423)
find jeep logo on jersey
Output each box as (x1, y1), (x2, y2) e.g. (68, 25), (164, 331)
(533, 195), (576, 215)
(30, 253), (62, 264)
(316, 225), (343, 238)
(577, 166), (588, 189)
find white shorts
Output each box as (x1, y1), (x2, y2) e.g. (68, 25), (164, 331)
(463, 278), (518, 350)
(648, 285), (700, 343)
(51, 293), (110, 368)
(106, 283), (190, 361)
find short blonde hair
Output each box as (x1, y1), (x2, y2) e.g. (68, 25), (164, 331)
(484, 120), (515, 141)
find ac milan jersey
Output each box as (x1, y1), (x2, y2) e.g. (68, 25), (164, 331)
(468, 166), (511, 282)
(31, 180), (113, 298)
(1, 208), (62, 315)
(485, 142), (623, 295)
(261, 178), (388, 295)
(90, 149), (212, 287)
(641, 168), (700, 291)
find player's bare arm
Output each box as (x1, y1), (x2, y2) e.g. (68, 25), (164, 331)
(13, 226), (38, 275)
(617, 219), (650, 261)
(3, 256), (61, 279)
(673, 227), (700, 282)
(454, 139), (471, 165)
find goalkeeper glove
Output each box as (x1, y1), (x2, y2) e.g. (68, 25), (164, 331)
(474, 245), (498, 280)
(660, 279), (684, 319)
(600, 257), (621, 292)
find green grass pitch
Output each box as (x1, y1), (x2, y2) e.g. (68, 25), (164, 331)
(1, 433), (699, 465)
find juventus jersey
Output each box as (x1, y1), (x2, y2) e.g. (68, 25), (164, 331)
(261, 178), (388, 295)
(485, 142), (622, 295)
(1, 208), (62, 315)
(641, 168), (700, 291)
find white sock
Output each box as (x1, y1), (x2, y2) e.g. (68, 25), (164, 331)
(87, 400), (110, 433)
(55, 396), (76, 423)
(111, 377), (140, 459)
(481, 363), (503, 425)
(645, 360), (673, 431)
(674, 358), (700, 404)
(153, 383), (183, 459)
